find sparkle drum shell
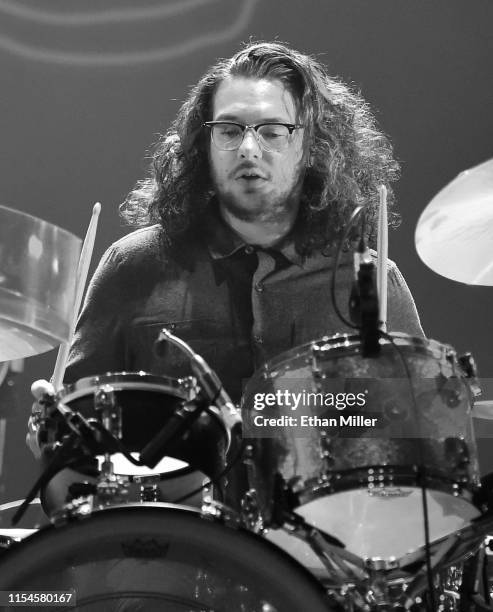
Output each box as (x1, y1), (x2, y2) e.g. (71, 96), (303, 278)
(241, 333), (481, 561)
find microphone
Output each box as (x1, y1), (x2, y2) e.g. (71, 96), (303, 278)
(357, 255), (380, 357)
(154, 329), (242, 439)
(189, 353), (241, 431)
(140, 397), (208, 469)
(348, 246), (365, 326)
(348, 233), (380, 356)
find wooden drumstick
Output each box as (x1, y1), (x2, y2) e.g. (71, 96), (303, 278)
(377, 185), (388, 331)
(51, 202), (101, 390)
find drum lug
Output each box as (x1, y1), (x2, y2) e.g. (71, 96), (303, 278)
(201, 499), (241, 529)
(310, 341), (327, 372)
(319, 430), (335, 467)
(51, 494), (95, 526)
(139, 480), (161, 503)
(444, 437), (470, 470)
(178, 375), (199, 400)
(240, 489), (264, 533)
(94, 384), (121, 439)
(458, 352), (482, 398)
(96, 458), (130, 504)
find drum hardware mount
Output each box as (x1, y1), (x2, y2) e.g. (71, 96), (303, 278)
(50, 494), (96, 526)
(319, 430), (336, 466)
(177, 374), (200, 398)
(94, 384), (121, 439)
(13, 401), (139, 525)
(95, 457), (130, 505)
(241, 488), (264, 533)
(458, 353), (482, 400)
(94, 384), (127, 505)
(139, 478), (161, 502)
(12, 429), (95, 525)
(241, 445), (265, 532)
(201, 498), (241, 529)
(444, 437), (470, 471)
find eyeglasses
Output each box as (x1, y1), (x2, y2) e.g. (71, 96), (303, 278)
(204, 121), (303, 152)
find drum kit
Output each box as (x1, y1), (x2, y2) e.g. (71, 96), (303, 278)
(0, 160), (492, 611)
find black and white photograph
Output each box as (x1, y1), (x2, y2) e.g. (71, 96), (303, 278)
(0, 1), (492, 609)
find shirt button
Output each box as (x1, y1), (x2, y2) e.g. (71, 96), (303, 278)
(255, 282), (264, 293)
(245, 245), (255, 255)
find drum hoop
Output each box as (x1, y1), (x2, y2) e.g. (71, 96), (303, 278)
(54, 372), (230, 459)
(127, 463), (197, 483)
(256, 333), (455, 379)
(296, 464), (478, 508)
(59, 372), (196, 403)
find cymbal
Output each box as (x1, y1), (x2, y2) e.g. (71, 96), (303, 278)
(415, 158), (493, 285)
(0, 205), (81, 361)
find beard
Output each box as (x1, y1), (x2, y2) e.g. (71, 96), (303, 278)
(217, 190), (299, 223)
(212, 175), (305, 224)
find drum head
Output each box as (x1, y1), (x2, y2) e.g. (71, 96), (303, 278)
(0, 504), (331, 611)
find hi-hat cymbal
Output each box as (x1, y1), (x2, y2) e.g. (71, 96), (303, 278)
(415, 158), (493, 285)
(0, 205), (81, 361)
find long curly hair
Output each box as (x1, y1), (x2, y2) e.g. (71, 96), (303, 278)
(120, 41), (400, 255)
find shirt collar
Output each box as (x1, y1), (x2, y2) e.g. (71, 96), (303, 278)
(204, 201), (305, 267)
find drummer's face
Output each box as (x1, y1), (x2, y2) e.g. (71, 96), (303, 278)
(208, 76), (306, 223)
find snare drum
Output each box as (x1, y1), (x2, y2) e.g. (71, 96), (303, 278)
(242, 333), (482, 562)
(0, 504), (331, 611)
(41, 372), (230, 514)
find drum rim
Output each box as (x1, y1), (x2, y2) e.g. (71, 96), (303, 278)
(296, 464), (479, 508)
(57, 371), (230, 440)
(0, 503), (330, 609)
(58, 371), (197, 403)
(245, 332), (456, 386)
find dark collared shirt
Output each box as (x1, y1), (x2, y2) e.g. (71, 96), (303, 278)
(66, 210), (423, 402)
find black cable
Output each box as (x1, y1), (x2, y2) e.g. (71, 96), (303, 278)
(12, 433), (96, 525)
(89, 420), (145, 466)
(483, 551), (491, 605)
(380, 331), (436, 611)
(330, 204), (365, 330)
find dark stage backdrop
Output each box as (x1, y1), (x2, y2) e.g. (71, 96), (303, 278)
(0, 0), (492, 503)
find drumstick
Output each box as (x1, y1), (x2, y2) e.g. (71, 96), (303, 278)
(377, 185), (388, 331)
(51, 202), (101, 390)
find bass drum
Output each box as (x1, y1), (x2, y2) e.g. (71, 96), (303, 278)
(0, 504), (331, 612)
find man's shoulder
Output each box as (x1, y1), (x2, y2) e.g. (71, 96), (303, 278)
(368, 249), (397, 268)
(110, 225), (163, 259)
(103, 225), (204, 273)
